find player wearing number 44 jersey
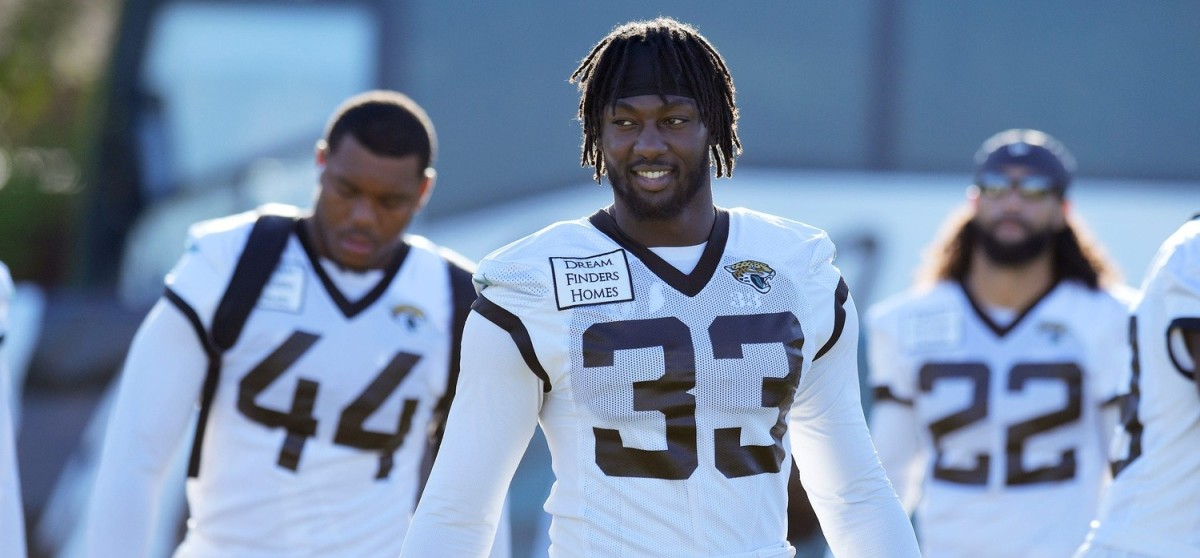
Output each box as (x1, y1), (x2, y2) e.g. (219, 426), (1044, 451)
(85, 92), (508, 558)
(1074, 216), (1200, 558)
(868, 129), (1130, 558)
(402, 18), (920, 558)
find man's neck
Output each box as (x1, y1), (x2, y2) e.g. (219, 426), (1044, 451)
(610, 203), (715, 247)
(965, 250), (1055, 310)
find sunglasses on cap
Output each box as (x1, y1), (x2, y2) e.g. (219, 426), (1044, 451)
(971, 171), (1062, 201)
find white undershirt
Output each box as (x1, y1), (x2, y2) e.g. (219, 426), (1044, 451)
(983, 305), (1018, 328)
(319, 258), (383, 302)
(647, 242), (706, 274)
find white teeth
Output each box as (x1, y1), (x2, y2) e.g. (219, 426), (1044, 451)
(637, 170), (669, 179)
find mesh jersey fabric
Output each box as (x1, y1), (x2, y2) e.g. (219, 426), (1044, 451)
(403, 207), (919, 558)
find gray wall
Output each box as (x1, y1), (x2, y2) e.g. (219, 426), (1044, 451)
(383, 2), (1200, 217)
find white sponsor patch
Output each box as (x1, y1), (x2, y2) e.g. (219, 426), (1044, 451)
(257, 263), (305, 313)
(901, 309), (960, 350)
(551, 249), (634, 310)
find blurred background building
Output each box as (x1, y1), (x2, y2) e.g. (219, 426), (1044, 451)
(1, 1), (1197, 556)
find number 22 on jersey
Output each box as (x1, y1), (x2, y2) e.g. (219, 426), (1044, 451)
(919, 362), (1082, 486)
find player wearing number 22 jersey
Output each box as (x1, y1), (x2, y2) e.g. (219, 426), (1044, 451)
(402, 208), (919, 557)
(867, 128), (1130, 558)
(867, 278), (1128, 558)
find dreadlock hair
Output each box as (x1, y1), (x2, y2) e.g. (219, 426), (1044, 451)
(323, 90), (437, 174)
(915, 205), (1121, 290)
(569, 17), (741, 183)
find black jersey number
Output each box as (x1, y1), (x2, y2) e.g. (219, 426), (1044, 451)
(585, 312), (804, 480)
(1110, 316), (1144, 476)
(237, 331), (421, 478)
(919, 362), (1083, 486)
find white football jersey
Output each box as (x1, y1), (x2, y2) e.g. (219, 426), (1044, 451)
(868, 279), (1129, 558)
(1083, 217), (1200, 557)
(90, 209), (470, 558)
(0, 262), (28, 558)
(403, 208), (920, 558)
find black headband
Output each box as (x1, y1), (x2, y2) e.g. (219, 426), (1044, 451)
(613, 41), (695, 100)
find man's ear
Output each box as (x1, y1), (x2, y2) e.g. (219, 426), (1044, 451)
(966, 185), (981, 209)
(417, 168), (437, 209)
(315, 139), (329, 168)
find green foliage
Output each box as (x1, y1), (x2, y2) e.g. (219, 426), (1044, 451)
(0, 0), (117, 284)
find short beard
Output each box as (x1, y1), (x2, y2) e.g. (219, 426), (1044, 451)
(972, 220), (1055, 267)
(607, 156), (707, 220)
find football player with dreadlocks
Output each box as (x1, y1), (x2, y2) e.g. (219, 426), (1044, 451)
(401, 17), (919, 558)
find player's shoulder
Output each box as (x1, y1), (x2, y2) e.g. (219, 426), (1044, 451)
(1177, 213), (1200, 241)
(1155, 215), (1200, 274)
(726, 207), (831, 245)
(187, 203), (304, 253)
(724, 207), (835, 270)
(1053, 279), (1135, 316)
(868, 281), (958, 325)
(403, 233), (477, 275)
(474, 214), (618, 303)
(1136, 216), (1200, 306)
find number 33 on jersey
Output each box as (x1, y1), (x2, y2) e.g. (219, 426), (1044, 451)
(469, 208), (857, 555)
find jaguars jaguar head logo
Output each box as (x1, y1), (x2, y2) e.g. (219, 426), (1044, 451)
(391, 304), (426, 331)
(724, 260), (776, 294)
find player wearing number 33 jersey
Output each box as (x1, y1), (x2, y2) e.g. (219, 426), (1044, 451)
(402, 208), (918, 557)
(405, 18), (918, 558)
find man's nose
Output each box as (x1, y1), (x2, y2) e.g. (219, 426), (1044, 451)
(634, 124), (668, 157)
(348, 197), (376, 225)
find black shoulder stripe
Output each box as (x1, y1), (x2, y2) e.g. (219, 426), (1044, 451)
(872, 385), (914, 407)
(1101, 394), (1122, 408)
(444, 262), (478, 396)
(164, 287), (216, 353)
(166, 286), (224, 478)
(471, 295), (552, 392)
(814, 277), (850, 361)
